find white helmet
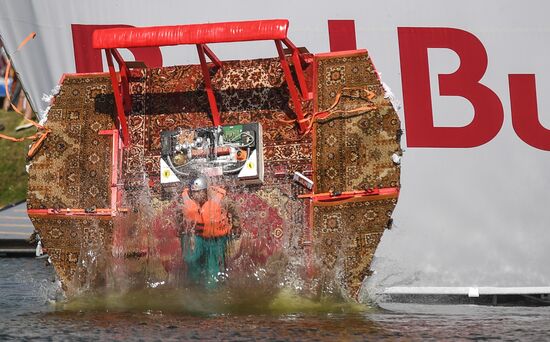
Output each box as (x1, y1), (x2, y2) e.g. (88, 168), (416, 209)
(189, 175), (208, 191)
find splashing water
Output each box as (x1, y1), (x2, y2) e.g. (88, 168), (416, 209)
(56, 153), (360, 312)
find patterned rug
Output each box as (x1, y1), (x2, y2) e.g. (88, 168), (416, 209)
(314, 50), (381, 112)
(29, 215), (114, 292)
(311, 50), (401, 299)
(312, 196), (397, 299)
(27, 75), (116, 290)
(313, 51), (402, 194)
(27, 52), (402, 299)
(27, 75), (114, 209)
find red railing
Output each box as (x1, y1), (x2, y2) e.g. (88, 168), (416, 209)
(92, 19), (312, 145)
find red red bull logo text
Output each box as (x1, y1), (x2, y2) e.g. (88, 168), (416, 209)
(71, 23), (550, 151)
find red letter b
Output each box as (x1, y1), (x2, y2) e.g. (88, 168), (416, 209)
(398, 27), (504, 148)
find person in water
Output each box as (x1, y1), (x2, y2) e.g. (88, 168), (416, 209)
(180, 175), (240, 288)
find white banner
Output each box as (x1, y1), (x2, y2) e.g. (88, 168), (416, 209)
(1, 0), (548, 288)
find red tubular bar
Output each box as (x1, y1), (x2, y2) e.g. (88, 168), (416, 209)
(202, 44), (223, 69)
(92, 20), (289, 48)
(298, 187), (400, 202)
(282, 38), (311, 100)
(99, 128), (122, 212)
(111, 49), (132, 113)
(27, 208), (120, 217)
(105, 49), (130, 145)
(197, 44), (221, 126)
(275, 39), (309, 132)
(93, 19), (312, 140)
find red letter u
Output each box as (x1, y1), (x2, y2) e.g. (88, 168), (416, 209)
(509, 74), (550, 151)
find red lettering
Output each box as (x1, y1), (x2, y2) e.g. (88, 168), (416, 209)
(71, 24), (163, 73)
(398, 27), (504, 148)
(328, 20), (357, 52)
(509, 74), (550, 151)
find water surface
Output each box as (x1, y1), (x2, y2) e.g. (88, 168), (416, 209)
(1, 258), (549, 341)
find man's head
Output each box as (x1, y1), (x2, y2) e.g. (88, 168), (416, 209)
(189, 175), (208, 204)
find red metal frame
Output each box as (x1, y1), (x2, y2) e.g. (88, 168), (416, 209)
(99, 129), (123, 212)
(274, 39), (309, 132)
(93, 20), (312, 142)
(26, 208), (126, 217)
(202, 44), (223, 69)
(196, 44), (221, 127)
(105, 49), (131, 145)
(281, 38), (311, 100)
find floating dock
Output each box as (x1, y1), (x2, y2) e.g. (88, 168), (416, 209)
(384, 286), (550, 306)
(0, 202), (35, 257)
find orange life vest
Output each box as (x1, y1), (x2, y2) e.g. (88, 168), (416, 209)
(181, 186), (232, 238)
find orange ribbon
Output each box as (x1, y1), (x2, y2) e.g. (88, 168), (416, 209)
(1, 32), (51, 158)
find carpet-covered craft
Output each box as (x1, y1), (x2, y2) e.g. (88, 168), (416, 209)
(27, 20), (401, 301)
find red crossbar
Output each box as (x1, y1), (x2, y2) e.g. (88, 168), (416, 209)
(99, 129), (122, 212)
(298, 187), (400, 202)
(92, 20), (289, 48)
